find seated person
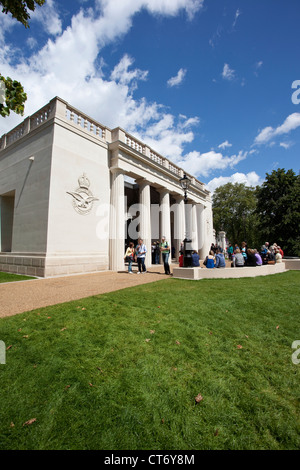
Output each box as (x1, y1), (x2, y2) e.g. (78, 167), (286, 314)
(245, 248), (257, 266)
(275, 249), (282, 263)
(231, 248), (244, 267)
(254, 249), (262, 266)
(203, 250), (215, 268)
(215, 249), (226, 268)
(191, 250), (200, 267)
(260, 245), (268, 264)
(266, 250), (276, 264)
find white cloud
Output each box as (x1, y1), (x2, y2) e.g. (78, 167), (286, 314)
(30, 0), (62, 36)
(222, 63), (235, 81)
(218, 140), (232, 150)
(167, 68), (187, 87)
(0, 0), (204, 140)
(254, 60), (263, 76)
(279, 141), (293, 149)
(110, 54), (148, 89)
(254, 112), (300, 145)
(232, 9), (241, 28)
(205, 171), (262, 193)
(134, 113), (198, 161)
(176, 150), (248, 178)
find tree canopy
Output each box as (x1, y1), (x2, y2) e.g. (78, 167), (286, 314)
(212, 182), (259, 247)
(212, 169), (300, 256)
(256, 168), (300, 256)
(0, 0), (45, 117)
(0, 0), (45, 28)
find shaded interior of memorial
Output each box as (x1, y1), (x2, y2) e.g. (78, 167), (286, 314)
(0, 190), (15, 253)
(125, 180), (178, 261)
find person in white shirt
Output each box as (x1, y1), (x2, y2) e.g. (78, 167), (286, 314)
(136, 238), (147, 274)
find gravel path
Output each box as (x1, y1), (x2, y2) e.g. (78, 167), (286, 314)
(0, 266), (168, 318)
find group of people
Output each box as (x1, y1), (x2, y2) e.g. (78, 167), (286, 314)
(227, 241), (284, 268)
(124, 236), (171, 275)
(124, 238), (285, 273)
(202, 240), (284, 269)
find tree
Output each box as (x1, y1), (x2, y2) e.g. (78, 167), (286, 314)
(0, 0), (45, 117)
(0, 0), (45, 28)
(256, 168), (300, 256)
(0, 74), (27, 117)
(212, 182), (260, 247)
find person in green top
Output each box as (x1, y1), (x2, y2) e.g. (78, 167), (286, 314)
(160, 236), (170, 275)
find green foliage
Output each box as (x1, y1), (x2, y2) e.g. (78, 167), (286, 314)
(0, 1), (45, 117)
(212, 182), (260, 247)
(0, 0), (45, 28)
(212, 170), (300, 255)
(0, 273), (299, 450)
(256, 169), (300, 256)
(0, 74), (27, 117)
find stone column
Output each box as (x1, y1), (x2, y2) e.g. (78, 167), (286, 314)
(172, 195), (185, 260)
(138, 179), (152, 268)
(201, 200), (214, 258)
(159, 189), (171, 265)
(191, 202), (198, 252)
(109, 168), (125, 271)
(197, 203), (205, 259)
(219, 231), (226, 252)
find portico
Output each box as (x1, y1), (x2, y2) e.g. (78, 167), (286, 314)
(0, 96), (214, 277)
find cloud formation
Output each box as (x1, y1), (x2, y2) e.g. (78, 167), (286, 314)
(176, 149), (248, 178)
(167, 68), (187, 87)
(254, 112), (300, 145)
(222, 63), (235, 81)
(206, 171), (262, 193)
(0, 0), (203, 142)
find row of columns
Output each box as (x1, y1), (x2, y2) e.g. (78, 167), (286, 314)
(109, 169), (210, 271)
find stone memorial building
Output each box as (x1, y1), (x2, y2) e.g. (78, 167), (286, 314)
(0, 97), (214, 277)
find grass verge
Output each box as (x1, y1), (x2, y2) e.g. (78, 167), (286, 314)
(0, 272), (36, 283)
(0, 271), (299, 450)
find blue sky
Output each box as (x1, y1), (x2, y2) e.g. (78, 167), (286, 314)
(0, 0), (299, 192)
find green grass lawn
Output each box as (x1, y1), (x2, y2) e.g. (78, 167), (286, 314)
(0, 271), (299, 450)
(0, 272), (36, 283)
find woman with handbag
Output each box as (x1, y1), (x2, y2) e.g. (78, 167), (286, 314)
(124, 242), (135, 274)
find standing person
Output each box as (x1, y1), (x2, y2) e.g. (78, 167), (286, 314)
(154, 241), (160, 264)
(151, 242), (156, 264)
(160, 236), (170, 275)
(124, 242), (135, 274)
(241, 241), (247, 262)
(227, 243), (233, 260)
(136, 238), (147, 274)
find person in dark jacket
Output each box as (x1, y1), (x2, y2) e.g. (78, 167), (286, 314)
(215, 249), (226, 268)
(191, 250), (200, 267)
(245, 249), (257, 266)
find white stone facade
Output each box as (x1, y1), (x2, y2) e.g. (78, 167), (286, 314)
(0, 97), (214, 277)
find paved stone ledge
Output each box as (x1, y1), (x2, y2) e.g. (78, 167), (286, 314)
(283, 259), (300, 270)
(173, 262), (287, 280)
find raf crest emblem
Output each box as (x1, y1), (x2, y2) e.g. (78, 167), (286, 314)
(67, 173), (99, 215)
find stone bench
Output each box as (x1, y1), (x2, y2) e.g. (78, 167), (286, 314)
(173, 262), (288, 280)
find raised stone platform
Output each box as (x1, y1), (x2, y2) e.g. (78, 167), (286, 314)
(173, 262), (288, 280)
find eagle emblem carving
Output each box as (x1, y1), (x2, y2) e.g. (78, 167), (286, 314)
(67, 173), (99, 215)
